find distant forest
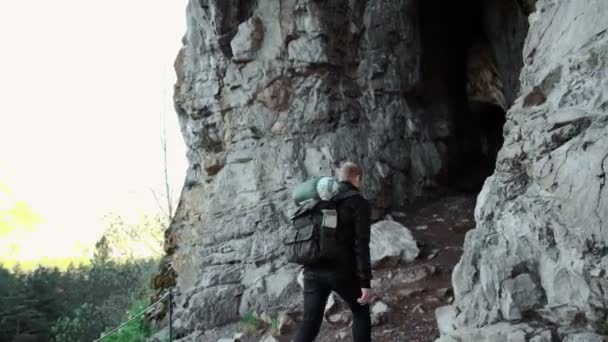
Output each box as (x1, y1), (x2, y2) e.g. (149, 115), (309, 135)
(0, 214), (166, 342)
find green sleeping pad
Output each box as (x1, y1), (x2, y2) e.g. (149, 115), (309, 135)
(292, 177), (340, 206)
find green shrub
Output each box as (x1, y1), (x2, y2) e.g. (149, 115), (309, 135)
(100, 299), (153, 342)
(270, 313), (280, 336)
(240, 311), (264, 335)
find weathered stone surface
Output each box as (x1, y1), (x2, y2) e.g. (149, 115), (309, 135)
(500, 273), (545, 320)
(441, 0), (608, 340)
(435, 322), (554, 342)
(256, 78), (291, 112)
(369, 221), (419, 268)
(175, 285), (244, 333)
(562, 332), (608, 342)
(231, 16), (264, 62)
(238, 265), (300, 316)
(436, 305), (458, 335)
(259, 332), (279, 342)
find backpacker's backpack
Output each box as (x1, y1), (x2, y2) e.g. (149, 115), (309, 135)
(284, 189), (359, 265)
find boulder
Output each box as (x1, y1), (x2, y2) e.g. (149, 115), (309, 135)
(370, 221), (419, 268)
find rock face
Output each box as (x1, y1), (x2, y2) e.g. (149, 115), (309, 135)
(443, 0), (608, 340)
(160, 0), (608, 339)
(164, 0), (451, 338)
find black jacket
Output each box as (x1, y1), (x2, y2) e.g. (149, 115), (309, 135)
(306, 181), (373, 288)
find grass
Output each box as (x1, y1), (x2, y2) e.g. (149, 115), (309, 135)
(270, 313), (283, 336)
(240, 311), (285, 336)
(240, 311), (265, 335)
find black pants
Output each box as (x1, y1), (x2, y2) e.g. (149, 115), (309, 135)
(294, 269), (371, 342)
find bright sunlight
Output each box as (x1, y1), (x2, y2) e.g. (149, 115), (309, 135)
(0, 0), (188, 267)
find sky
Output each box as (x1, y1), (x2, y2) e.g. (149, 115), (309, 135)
(0, 0), (189, 260)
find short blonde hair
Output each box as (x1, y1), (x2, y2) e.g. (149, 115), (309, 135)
(338, 161), (362, 182)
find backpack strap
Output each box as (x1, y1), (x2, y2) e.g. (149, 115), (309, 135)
(291, 200), (318, 219)
(331, 190), (360, 202)
(290, 190), (359, 220)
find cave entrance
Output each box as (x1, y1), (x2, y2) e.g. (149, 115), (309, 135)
(417, 0), (532, 193)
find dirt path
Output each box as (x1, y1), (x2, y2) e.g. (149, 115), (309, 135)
(283, 193), (477, 342)
(202, 193), (477, 342)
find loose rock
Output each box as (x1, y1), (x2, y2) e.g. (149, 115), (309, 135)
(337, 331), (348, 340)
(412, 303), (425, 314)
(427, 249), (440, 260)
(370, 221), (419, 268)
(391, 265), (436, 285)
(259, 332), (279, 342)
(327, 312), (350, 324)
(371, 301), (390, 326)
(397, 287), (425, 298)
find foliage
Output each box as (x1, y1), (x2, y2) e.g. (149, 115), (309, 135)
(0, 182), (42, 237)
(98, 213), (166, 261)
(240, 312), (265, 336)
(52, 299), (155, 342)
(1, 257), (88, 272)
(0, 213), (167, 342)
(0, 258), (160, 341)
(269, 313), (280, 336)
(101, 299), (153, 342)
(0, 266), (66, 340)
(51, 303), (109, 342)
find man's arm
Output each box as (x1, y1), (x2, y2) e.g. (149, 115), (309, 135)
(353, 197), (372, 289)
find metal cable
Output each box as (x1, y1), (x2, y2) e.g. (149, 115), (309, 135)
(92, 292), (171, 342)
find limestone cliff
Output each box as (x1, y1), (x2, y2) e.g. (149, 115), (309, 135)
(156, 0), (608, 340)
(440, 0), (608, 341)
(163, 1), (447, 338)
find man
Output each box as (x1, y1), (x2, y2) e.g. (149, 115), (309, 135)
(294, 162), (372, 342)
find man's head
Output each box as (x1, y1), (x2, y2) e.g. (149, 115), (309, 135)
(337, 161), (363, 189)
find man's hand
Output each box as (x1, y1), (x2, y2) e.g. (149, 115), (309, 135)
(357, 288), (371, 305)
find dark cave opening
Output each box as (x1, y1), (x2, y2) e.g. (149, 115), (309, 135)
(417, 0), (531, 193)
